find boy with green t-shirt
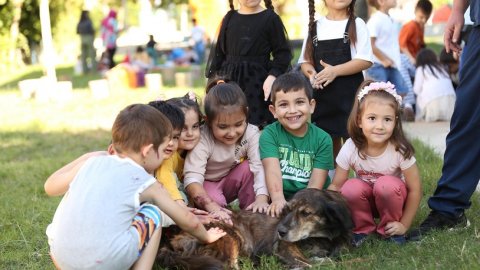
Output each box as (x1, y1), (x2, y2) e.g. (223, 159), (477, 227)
(260, 72), (334, 217)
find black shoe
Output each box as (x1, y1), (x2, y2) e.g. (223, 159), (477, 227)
(385, 235), (407, 245)
(407, 211), (470, 241)
(352, 233), (368, 247)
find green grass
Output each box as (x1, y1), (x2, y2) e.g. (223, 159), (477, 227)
(2, 61), (479, 269)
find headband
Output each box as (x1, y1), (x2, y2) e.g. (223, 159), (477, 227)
(186, 91), (197, 102)
(357, 81), (402, 104)
(216, 80), (225, 85)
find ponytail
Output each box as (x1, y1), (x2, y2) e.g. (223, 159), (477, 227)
(264, 0), (274, 10)
(304, 0), (316, 64)
(228, 0), (234, 10)
(347, 0), (357, 46)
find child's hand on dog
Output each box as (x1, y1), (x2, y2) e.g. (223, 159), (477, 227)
(188, 207), (215, 224)
(204, 227), (227, 243)
(267, 198), (287, 218)
(245, 194), (269, 213)
(210, 207), (233, 225)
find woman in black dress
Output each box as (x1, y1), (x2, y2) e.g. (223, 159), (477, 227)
(206, 0), (292, 128)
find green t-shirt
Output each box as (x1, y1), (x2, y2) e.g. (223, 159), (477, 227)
(260, 121), (334, 199)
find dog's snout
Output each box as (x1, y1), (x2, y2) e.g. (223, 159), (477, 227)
(277, 225), (287, 238)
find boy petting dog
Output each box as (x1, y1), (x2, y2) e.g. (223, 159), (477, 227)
(44, 104), (225, 269)
(260, 72), (334, 217)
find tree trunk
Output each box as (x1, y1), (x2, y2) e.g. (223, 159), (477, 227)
(9, 0), (24, 66)
(40, 0), (57, 82)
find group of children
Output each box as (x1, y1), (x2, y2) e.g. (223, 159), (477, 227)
(45, 72), (421, 268)
(45, 0), (432, 268)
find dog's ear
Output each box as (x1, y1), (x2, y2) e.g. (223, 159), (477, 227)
(325, 201), (354, 231)
(279, 199), (294, 218)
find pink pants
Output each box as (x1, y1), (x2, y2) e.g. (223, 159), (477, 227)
(340, 176), (407, 237)
(203, 161), (255, 209)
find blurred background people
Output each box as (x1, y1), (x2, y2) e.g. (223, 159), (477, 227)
(101, 9), (119, 69)
(413, 48), (456, 122)
(76, 10), (96, 73)
(439, 47), (460, 89)
(146, 35), (158, 66)
(190, 18), (207, 64)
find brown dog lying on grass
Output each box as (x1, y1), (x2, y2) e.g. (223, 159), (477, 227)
(156, 188), (353, 269)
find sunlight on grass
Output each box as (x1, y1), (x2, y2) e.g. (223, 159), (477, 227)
(1, 66), (479, 269)
(0, 86), (204, 133)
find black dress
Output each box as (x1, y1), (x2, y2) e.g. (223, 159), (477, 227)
(311, 18), (364, 138)
(206, 9), (292, 127)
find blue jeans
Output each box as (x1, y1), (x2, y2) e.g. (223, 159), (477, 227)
(365, 63), (408, 95)
(428, 27), (480, 218)
(194, 41), (205, 64)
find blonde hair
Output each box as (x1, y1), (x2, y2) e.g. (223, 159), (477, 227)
(347, 80), (414, 159)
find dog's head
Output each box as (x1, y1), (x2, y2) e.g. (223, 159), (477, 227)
(277, 188), (353, 242)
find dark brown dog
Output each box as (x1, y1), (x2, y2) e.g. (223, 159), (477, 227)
(156, 189), (353, 269)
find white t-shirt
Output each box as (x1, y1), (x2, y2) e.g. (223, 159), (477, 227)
(298, 17), (373, 64)
(336, 139), (416, 184)
(413, 66), (456, 110)
(46, 155), (156, 269)
(367, 11), (402, 68)
(191, 25), (205, 43)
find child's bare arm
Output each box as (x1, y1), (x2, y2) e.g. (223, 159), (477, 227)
(300, 62), (318, 85)
(385, 163), (422, 236)
(44, 151), (108, 196)
(185, 182), (232, 223)
(399, 163), (422, 230)
(263, 157), (287, 217)
(307, 168), (328, 189)
(141, 182), (226, 243)
(327, 167), (349, 192)
(245, 130), (270, 212)
(370, 37), (394, 67)
(320, 58), (371, 81)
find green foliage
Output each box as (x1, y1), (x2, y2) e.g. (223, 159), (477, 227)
(0, 1), (14, 35)
(156, 0), (188, 8)
(20, 0), (41, 45)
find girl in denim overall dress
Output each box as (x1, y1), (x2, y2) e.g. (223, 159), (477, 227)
(298, 0), (373, 162)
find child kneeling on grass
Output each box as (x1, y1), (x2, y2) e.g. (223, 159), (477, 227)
(328, 81), (421, 246)
(44, 104), (225, 270)
(260, 72), (334, 218)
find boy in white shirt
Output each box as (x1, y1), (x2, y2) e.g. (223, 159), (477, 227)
(45, 104), (225, 270)
(366, 0), (408, 96)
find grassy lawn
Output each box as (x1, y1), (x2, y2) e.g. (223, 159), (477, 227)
(2, 63), (479, 269)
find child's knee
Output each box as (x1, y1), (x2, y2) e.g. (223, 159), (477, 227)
(235, 161), (254, 180)
(373, 176), (406, 198)
(341, 179), (372, 201)
(132, 203), (169, 253)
